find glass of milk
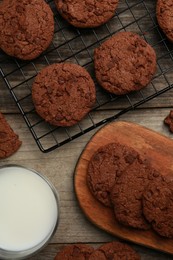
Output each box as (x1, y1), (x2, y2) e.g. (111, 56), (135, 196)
(0, 165), (59, 259)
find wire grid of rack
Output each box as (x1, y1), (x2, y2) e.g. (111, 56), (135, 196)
(1, 0), (173, 152)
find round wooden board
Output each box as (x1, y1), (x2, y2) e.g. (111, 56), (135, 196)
(74, 121), (173, 255)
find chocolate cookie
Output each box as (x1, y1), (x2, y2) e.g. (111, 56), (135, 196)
(164, 110), (173, 132)
(54, 244), (94, 260)
(143, 176), (173, 238)
(0, 0), (54, 60)
(156, 0), (173, 43)
(32, 63), (96, 126)
(0, 112), (22, 159)
(110, 157), (160, 229)
(54, 0), (119, 28)
(88, 242), (140, 260)
(94, 31), (156, 95)
(87, 142), (139, 207)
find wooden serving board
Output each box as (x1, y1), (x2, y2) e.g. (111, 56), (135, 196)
(74, 121), (173, 255)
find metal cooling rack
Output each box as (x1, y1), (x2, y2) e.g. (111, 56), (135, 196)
(1, 0), (173, 152)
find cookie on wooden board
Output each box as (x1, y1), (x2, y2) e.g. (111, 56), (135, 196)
(156, 0), (173, 43)
(88, 241), (140, 260)
(87, 142), (139, 207)
(0, 112), (22, 159)
(110, 157), (160, 230)
(54, 244), (94, 260)
(143, 176), (173, 238)
(32, 63), (96, 127)
(87, 143), (138, 207)
(54, 0), (119, 28)
(0, 0), (54, 60)
(94, 31), (156, 95)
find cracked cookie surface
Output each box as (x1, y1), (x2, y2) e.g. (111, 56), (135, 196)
(87, 142), (139, 207)
(110, 157), (160, 230)
(0, 0), (54, 60)
(94, 31), (156, 95)
(88, 242), (140, 260)
(54, 0), (119, 28)
(32, 63), (96, 127)
(157, 0), (173, 43)
(0, 112), (22, 159)
(54, 244), (94, 260)
(143, 176), (173, 238)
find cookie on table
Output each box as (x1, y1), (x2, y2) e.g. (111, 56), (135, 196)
(143, 176), (173, 238)
(32, 63), (96, 127)
(156, 0), (173, 43)
(0, 0), (54, 60)
(54, 0), (119, 28)
(0, 112), (22, 159)
(110, 157), (160, 230)
(164, 110), (173, 133)
(88, 241), (140, 260)
(87, 142), (139, 207)
(54, 244), (94, 260)
(94, 31), (156, 95)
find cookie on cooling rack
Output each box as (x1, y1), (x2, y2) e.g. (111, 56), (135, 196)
(94, 31), (156, 95)
(32, 63), (96, 127)
(88, 241), (140, 260)
(54, 0), (119, 28)
(110, 157), (160, 230)
(0, 112), (22, 159)
(0, 0), (54, 60)
(156, 0), (173, 43)
(143, 176), (173, 238)
(54, 244), (94, 260)
(87, 142), (139, 207)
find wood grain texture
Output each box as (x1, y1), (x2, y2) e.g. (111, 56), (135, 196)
(1, 0), (173, 258)
(75, 121), (173, 255)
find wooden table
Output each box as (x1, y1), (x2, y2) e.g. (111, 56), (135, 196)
(0, 78), (173, 260)
(1, 0), (173, 259)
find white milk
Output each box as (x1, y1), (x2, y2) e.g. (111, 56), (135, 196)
(0, 166), (58, 252)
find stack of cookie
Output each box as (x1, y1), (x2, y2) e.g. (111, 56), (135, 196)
(54, 241), (140, 259)
(87, 142), (173, 238)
